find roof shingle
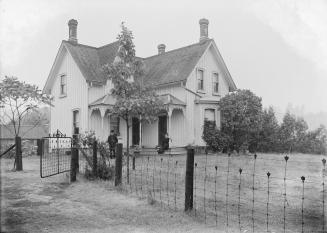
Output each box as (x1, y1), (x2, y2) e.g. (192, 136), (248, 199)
(63, 39), (211, 86)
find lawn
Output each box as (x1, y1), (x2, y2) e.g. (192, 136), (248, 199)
(1, 156), (223, 233)
(125, 152), (327, 233)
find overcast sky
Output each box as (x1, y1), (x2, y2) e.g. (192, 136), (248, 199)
(1, 0), (326, 114)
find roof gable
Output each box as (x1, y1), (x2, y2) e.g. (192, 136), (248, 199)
(142, 40), (211, 86)
(44, 38), (236, 92)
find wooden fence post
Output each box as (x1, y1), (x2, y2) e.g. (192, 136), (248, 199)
(15, 136), (23, 171)
(70, 127), (79, 182)
(185, 147), (194, 211)
(93, 140), (97, 177)
(115, 143), (123, 186)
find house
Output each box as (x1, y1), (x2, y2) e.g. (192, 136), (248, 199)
(43, 18), (237, 151)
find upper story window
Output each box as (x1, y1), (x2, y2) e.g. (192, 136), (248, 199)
(197, 68), (204, 91)
(60, 74), (67, 96)
(212, 72), (219, 93)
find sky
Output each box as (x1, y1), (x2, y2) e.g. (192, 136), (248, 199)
(1, 0), (327, 115)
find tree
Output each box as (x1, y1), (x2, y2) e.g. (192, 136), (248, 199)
(0, 76), (50, 170)
(202, 121), (232, 152)
(103, 23), (164, 183)
(257, 106), (279, 152)
(278, 112), (309, 152)
(219, 89), (263, 152)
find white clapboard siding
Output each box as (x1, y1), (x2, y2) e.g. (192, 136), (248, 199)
(185, 44), (230, 146)
(50, 47), (88, 136)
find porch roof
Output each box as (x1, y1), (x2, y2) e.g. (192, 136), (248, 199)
(89, 94), (115, 107)
(158, 94), (186, 106)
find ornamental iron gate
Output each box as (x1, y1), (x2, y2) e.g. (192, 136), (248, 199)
(40, 130), (72, 178)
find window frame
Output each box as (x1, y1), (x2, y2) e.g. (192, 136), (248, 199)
(196, 68), (205, 92)
(212, 72), (219, 94)
(59, 74), (67, 97)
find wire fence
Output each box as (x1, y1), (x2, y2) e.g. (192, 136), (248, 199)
(114, 150), (327, 233)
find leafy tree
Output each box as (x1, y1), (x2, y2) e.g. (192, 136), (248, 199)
(219, 89), (263, 152)
(103, 23), (163, 183)
(0, 76), (50, 137)
(257, 106), (279, 152)
(278, 112), (309, 152)
(0, 76), (50, 170)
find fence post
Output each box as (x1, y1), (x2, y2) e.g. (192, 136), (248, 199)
(115, 143), (123, 186)
(185, 147), (194, 211)
(93, 140), (97, 177)
(15, 136), (23, 171)
(37, 139), (42, 156)
(70, 127), (79, 182)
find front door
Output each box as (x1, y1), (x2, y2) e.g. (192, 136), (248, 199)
(132, 117), (140, 145)
(158, 115), (167, 147)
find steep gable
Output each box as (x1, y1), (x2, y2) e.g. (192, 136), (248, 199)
(142, 40), (211, 86)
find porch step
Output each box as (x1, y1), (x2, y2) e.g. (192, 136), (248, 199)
(140, 147), (187, 156)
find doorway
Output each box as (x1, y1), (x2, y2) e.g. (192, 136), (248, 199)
(158, 115), (167, 147)
(132, 117), (140, 145)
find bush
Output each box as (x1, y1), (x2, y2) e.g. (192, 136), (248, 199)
(84, 160), (115, 180)
(202, 121), (231, 152)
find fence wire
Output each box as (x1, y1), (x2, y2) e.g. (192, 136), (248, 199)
(103, 149), (326, 233)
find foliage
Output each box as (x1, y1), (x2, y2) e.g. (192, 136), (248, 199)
(257, 107), (280, 152)
(0, 76), (50, 137)
(202, 121), (231, 152)
(102, 22), (164, 182)
(219, 89), (263, 152)
(84, 161), (115, 180)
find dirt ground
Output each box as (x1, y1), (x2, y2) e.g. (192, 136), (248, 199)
(1, 156), (230, 233)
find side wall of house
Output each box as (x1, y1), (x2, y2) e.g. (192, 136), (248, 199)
(186, 44), (230, 146)
(50, 47), (88, 136)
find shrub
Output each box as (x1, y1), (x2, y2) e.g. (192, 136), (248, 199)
(84, 159), (115, 180)
(202, 121), (232, 152)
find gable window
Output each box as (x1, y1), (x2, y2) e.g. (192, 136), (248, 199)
(60, 74), (67, 96)
(213, 72), (219, 93)
(197, 68), (204, 91)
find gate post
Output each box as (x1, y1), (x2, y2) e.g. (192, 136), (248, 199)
(115, 143), (123, 186)
(185, 148), (194, 211)
(71, 128), (79, 182)
(15, 136), (23, 171)
(93, 140), (97, 177)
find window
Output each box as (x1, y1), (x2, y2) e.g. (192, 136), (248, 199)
(73, 110), (79, 130)
(204, 109), (215, 122)
(213, 72), (219, 93)
(60, 74), (67, 96)
(197, 69), (204, 91)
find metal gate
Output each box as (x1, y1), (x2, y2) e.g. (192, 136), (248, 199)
(40, 130), (72, 178)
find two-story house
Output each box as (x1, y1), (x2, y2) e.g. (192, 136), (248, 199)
(43, 18), (237, 151)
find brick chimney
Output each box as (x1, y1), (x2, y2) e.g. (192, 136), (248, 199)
(68, 19), (78, 44)
(199, 18), (209, 42)
(158, 44), (166, 54)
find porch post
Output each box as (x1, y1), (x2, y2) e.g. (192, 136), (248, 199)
(99, 107), (106, 140)
(168, 108), (172, 138)
(139, 116), (142, 147)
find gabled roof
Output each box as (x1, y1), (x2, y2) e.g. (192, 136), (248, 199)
(142, 40), (212, 86)
(89, 94), (115, 106)
(63, 40), (120, 83)
(45, 38), (236, 92)
(158, 94), (186, 106)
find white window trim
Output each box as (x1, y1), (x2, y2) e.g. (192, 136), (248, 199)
(212, 71), (220, 95)
(196, 68), (205, 93)
(59, 73), (67, 98)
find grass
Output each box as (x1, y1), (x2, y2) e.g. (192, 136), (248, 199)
(1, 156), (223, 233)
(125, 152), (327, 233)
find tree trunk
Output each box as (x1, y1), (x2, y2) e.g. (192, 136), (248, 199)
(126, 118), (130, 184)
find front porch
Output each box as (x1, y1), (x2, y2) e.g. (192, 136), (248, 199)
(88, 94), (187, 149)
